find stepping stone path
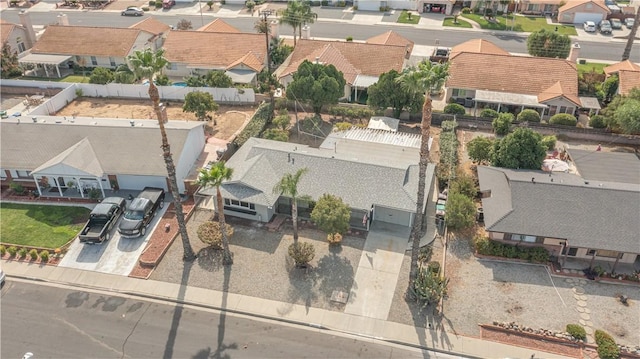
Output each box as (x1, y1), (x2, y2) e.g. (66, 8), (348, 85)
(570, 284), (594, 342)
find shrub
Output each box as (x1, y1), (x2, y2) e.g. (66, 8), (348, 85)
(233, 102), (273, 146)
(148, 0), (154, 4)
(517, 109), (541, 123)
(321, 0), (328, 5)
(154, 0), (162, 7)
(529, 247), (549, 263)
(541, 135), (557, 150)
(594, 330), (619, 359)
(141, 5), (149, 10)
(492, 113), (513, 135)
(337, 1), (346, 6)
(327, 233), (343, 245)
(450, 174), (478, 198)
(461, 7), (471, 13)
(334, 122), (352, 131)
(288, 242), (315, 268)
(444, 103), (466, 115)
(566, 324), (586, 341)
(29, 248), (38, 260)
(89, 67), (114, 85)
(7, 246), (18, 257)
(9, 182), (25, 195)
(40, 250), (50, 263)
(496, 10), (503, 15)
(589, 114), (607, 129)
(549, 113), (577, 126)
(346, 36), (353, 41)
(0, 245), (5, 256)
(411, 265), (448, 308)
(427, 261), (441, 275)
(418, 246), (433, 263)
(18, 247), (27, 259)
(480, 108), (499, 119)
(197, 221), (234, 250)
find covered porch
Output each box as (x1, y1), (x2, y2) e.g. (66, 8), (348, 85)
(350, 75), (378, 104)
(18, 53), (73, 78)
(471, 89), (547, 117)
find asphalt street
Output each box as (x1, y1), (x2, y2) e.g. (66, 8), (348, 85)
(0, 10), (637, 62)
(0, 280), (463, 359)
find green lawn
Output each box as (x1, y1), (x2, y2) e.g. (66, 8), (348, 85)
(461, 13), (577, 35)
(0, 203), (90, 249)
(397, 10), (420, 24)
(577, 62), (608, 74)
(443, 17), (473, 28)
(60, 75), (89, 83)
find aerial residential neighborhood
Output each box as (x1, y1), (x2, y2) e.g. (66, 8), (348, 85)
(0, 0), (639, 358)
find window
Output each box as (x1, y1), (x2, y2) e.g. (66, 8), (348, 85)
(169, 62), (177, 70)
(548, 105), (557, 116)
(224, 198), (230, 205)
(559, 106), (567, 114)
(596, 249), (619, 258)
(109, 57), (116, 67)
(587, 249), (596, 256)
(225, 199), (255, 210)
(231, 199), (240, 206)
(91, 56), (98, 66)
(16, 37), (26, 53)
(0, 169), (6, 179)
(16, 170), (31, 178)
(452, 89), (467, 98)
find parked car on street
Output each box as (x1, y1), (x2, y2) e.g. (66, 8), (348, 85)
(599, 20), (612, 34)
(625, 18), (635, 28)
(121, 6), (144, 16)
(118, 187), (165, 238)
(610, 18), (623, 29)
(583, 21), (597, 32)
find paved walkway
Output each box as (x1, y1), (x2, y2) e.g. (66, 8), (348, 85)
(2, 260), (570, 359)
(345, 222), (409, 320)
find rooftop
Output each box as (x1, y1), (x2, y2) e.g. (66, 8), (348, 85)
(568, 148), (640, 185)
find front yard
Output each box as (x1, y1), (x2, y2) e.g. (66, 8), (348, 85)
(0, 203), (90, 248)
(461, 13), (577, 35)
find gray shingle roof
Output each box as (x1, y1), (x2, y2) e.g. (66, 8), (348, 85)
(202, 138), (434, 212)
(568, 149), (640, 185)
(1, 116), (204, 177)
(478, 166), (640, 253)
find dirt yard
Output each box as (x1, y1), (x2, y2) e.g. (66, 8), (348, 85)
(55, 98), (257, 140)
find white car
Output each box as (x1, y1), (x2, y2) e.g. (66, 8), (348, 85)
(625, 18), (635, 29)
(583, 21), (597, 32)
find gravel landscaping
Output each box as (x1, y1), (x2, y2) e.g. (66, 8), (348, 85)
(151, 209), (365, 312)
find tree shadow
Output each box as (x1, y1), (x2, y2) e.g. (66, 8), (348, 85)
(405, 294), (456, 358)
(280, 255), (318, 315)
(196, 246), (225, 272)
(211, 264), (238, 359)
(315, 252), (358, 304)
(162, 261), (193, 359)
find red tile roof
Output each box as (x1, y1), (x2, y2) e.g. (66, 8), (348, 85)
(604, 60), (640, 76)
(197, 19), (240, 33)
(129, 17), (171, 35)
(618, 70), (640, 96)
(366, 30), (414, 55)
(450, 39), (510, 58)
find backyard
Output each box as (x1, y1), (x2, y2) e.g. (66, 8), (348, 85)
(461, 13), (577, 35)
(0, 203), (90, 248)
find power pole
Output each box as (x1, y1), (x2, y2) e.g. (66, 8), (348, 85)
(260, 10), (273, 74)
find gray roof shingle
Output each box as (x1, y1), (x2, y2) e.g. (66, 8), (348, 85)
(568, 149), (640, 185)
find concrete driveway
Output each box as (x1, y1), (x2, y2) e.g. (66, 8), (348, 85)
(59, 205), (168, 276)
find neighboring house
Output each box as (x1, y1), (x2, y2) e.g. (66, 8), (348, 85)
(445, 39), (588, 119)
(604, 60), (640, 95)
(198, 132), (434, 230)
(0, 116), (205, 196)
(162, 30), (266, 84)
(129, 17), (172, 48)
(477, 165), (640, 271)
(274, 39), (408, 102)
(355, 0), (419, 12)
(366, 30), (414, 59)
(518, 0), (562, 16)
(0, 18), (34, 55)
(20, 25), (157, 77)
(558, 0), (610, 24)
(197, 18), (241, 33)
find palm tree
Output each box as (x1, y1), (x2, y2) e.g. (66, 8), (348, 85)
(197, 161), (234, 265)
(297, 1), (317, 39)
(397, 60), (449, 297)
(127, 48), (196, 262)
(273, 168), (308, 244)
(621, 10), (639, 61)
(278, 0), (303, 46)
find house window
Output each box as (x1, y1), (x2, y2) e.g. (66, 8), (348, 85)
(0, 169), (6, 179)
(562, 247), (578, 256)
(224, 198), (230, 205)
(231, 199), (240, 206)
(596, 249), (619, 258)
(225, 199), (255, 210)
(548, 105), (557, 116)
(559, 106), (567, 114)
(16, 170), (31, 178)
(109, 57), (116, 67)
(587, 249), (596, 256)
(452, 89), (467, 98)
(16, 37), (26, 53)
(91, 56), (98, 66)
(508, 234), (538, 243)
(169, 62), (177, 70)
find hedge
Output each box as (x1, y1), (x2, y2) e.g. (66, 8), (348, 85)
(233, 102), (273, 146)
(566, 324), (586, 340)
(444, 103), (466, 115)
(474, 236), (550, 263)
(480, 108), (499, 119)
(517, 109), (541, 123)
(589, 115), (607, 129)
(549, 113), (577, 126)
(594, 329), (619, 359)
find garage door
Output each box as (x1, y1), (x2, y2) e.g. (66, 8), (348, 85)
(116, 175), (168, 191)
(573, 12), (604, 24)
(373, 205), (412, 226)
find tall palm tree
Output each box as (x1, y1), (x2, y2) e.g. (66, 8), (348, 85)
(197, 161), (234, 265)
(621, 10), (639, 61)
(127, 48), (196, 262)
(278, 0), (303, 46)
(398, 60), (449, 297)
(297, 1), (317, 39)
(273, 168), (308, 244)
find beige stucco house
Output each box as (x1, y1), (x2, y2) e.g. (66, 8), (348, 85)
(0, 18), (34, 55)
(558, 0), (610, 24)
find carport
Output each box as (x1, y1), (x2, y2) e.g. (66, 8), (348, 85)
(472, 90), (547, 116)
(18, 53), (72, 78)
(579, 96), (601, 115)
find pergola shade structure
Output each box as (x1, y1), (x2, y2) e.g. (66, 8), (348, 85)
(18, 53), (73, 78)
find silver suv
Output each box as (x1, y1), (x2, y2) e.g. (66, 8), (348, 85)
(599, 20), (612, 34)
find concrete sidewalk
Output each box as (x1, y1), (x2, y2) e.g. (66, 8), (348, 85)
(2, 260), (570, 359)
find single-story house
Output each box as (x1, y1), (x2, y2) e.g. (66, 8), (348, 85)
(604, 60), (640, 95)
(162, 31), (266, 84)
(128, 17), (172, 48)
(199, 132), (434, 230)
(274, 39), (408, 102)
(445, 39), (589, 119)
(20, 25), (157, 77)
(0, 116), (205, 197)
(558, 0), (610, 23)
(477, 166), (640, 270)
(197, 18), (241, 33)
(567, 149), (640, 185)
(0, 17), (34, 55)
(366, 31), (414, 59)
(355, 0), (419, 12)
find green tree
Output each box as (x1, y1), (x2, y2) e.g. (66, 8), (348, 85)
(128, 48), (196, 262)
(589, 114), (607, 128)
(443, 103), (466, 115)
(286, 60), (346, 114)
(600, 87), (640, 131)
(492, 112), (513, 135)
(272, 111), (291, 130)
(450, 174), (478, 199)
(246, 0), (256, 14)
(204, 70), (233, 88)
(397, 60), (449, 297)
(367, 70), (422, 118)
(296, 1), (317, 39)
(526, 29), (571, 58)
(491, 128), (547, 169)
(183, 91), (219, 120)
(467, 136), (493, 164)
(278, 0), (304, 46)
(113, 64), (135, 84)
(310, 193), (351, 243)
(445, 192), (476, 230)
(89, 67), (113, 84)
(516, 109), (541, 123)
(615, 99), (640, 134)
(269, 38), (293, 68)
(541, 135), (557, 150)
(601, 74), (619, 104)
(155, 74), (172, 86)
(262, 128), (289, 141)
(185, 75), (206, 87)
(0, 43), (21, 79)
(273, 168), (309, 244)
(196, 161), (234, 265)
